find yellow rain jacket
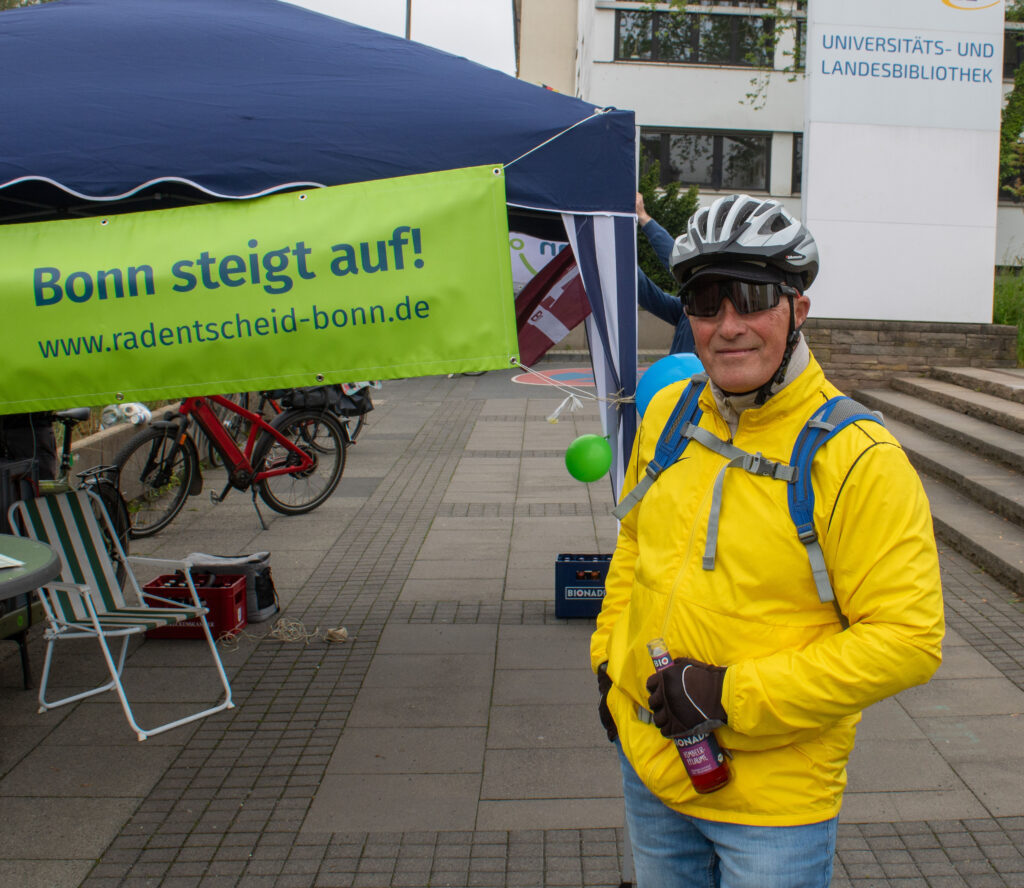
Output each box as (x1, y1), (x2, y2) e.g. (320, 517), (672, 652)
(591, 355), (944, 826)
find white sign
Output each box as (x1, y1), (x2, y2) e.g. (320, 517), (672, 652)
(508, 232), (568, 295)
(804, 0), (1004, 323)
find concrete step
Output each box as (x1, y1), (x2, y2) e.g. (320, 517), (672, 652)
(857, 374), (1024, 597)
(917, 470), (1024, 597)
(880, 414), (1024, 528)
(932, 366), (1024, 404)
(854, 387), (1024, 474)
(890, 375), (1024, 436)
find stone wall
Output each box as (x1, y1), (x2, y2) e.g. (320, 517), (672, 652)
(558, 315), (1019, 390)
(70, 421), (142, 468)
(802, 319), (1019, 389)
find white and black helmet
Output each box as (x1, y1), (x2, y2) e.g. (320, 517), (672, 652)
(670, 194), (819, 291)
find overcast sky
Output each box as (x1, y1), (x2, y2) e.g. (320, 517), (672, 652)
(282, 0), (517, 76)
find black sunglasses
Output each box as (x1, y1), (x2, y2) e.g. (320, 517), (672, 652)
(683, 280), (799, 318)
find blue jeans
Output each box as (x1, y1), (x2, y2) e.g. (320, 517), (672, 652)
(618, 746), (837, 888)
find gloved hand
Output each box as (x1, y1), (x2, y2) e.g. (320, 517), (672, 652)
(646, 657), (727, 739)
(597, 661), (617, 743)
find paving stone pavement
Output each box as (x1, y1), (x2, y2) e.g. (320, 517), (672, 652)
(1, 366), (1024, 887)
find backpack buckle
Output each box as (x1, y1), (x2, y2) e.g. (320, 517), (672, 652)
(796, 523), (817, 544)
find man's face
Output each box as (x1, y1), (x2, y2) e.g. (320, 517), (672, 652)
(689, 287), (810, 394)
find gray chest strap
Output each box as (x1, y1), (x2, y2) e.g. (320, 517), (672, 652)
(686, 426), (796, 572)
(614, 380), (880, 614)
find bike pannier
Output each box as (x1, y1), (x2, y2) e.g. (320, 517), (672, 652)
(184, 551), (279, 622)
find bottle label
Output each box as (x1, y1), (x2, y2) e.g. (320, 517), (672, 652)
(650, 651), (672, 670)
(676, 733), (725, 776)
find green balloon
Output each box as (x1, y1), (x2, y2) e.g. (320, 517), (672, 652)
(565, 434), (612, 483)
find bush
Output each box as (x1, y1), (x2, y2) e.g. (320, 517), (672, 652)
(637, 163), (700, 292)
(993, 269), (1024, 365)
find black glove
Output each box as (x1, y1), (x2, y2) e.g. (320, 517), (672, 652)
(645, 657), (727, 739)
(597, 661), (617, 743)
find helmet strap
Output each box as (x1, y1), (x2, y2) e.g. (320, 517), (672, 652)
(754, 294), (800, 407)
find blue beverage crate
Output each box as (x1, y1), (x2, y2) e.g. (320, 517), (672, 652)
(555, 553), (612, 619)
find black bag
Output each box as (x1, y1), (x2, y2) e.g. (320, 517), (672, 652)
(335, 387), (373, 417)
(264, 385), (371, 417)
(265, 385), (338, 410)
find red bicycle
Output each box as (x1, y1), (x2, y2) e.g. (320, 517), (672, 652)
(202, 383), (373, 468)
(113, 394), (346, 538)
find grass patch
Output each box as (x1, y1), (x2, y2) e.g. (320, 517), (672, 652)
(994, 270), (1024, 366)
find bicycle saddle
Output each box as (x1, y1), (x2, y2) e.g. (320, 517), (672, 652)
(55, 407), (92, 423)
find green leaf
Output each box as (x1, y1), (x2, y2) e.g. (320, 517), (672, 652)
(637, 163), (700, 292)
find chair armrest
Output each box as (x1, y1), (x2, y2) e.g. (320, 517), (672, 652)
(127, 556), (204, 608)
(126, 555), (190, 571)
(36, 580), (106, 629)
(140, 591), (208, 613)
(42, 580), (93, 600)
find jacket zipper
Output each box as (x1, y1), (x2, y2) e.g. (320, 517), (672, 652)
(659, 448), (726, 640)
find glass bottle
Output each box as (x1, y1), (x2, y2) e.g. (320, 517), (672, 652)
(647, 637), (731, 794)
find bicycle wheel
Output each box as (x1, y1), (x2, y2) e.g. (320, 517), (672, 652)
(89, 479), (131, 585)
(253, 409), (346, 515)
(341, 412), (366, 444)
(204, 392), (250, 467)
(334, 389), (371, 444)
(307, 410), (364, 450)
(114, 427), (196, 538)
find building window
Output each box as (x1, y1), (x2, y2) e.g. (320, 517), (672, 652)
(641, 128), (771, 192)
(1005, 28), (1024, 81)
(792, 133), (802, 194)
(616, 6), (775, 68)
(793, 18), (805, 71)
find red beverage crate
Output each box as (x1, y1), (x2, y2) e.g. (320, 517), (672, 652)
(142, 573), (248, 639)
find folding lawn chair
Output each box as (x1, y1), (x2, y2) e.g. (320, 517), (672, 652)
(8, 488), (234, 740)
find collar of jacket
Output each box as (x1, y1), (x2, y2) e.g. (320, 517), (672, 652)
(697, 346), (830, 441)
(709, 335), (811, 434)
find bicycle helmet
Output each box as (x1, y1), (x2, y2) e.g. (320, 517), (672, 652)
(670, 194), (819, 291)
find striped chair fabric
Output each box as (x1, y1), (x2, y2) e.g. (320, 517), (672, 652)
(9, 488), (234, 740)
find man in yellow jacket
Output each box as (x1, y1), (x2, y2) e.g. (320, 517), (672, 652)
(592, 194), (944, 888)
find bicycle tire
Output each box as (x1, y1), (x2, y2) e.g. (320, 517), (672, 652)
(204, 392), (250, 467)
(306, 410), (363, 450)
(113, 426), (197, 538)
(342, 412), (366, 444)
(334, 389), (371, 444)
(253, 409), (346, 515)
(89, 479), (131, 585)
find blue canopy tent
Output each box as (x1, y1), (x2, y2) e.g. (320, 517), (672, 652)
(0, 0), (638, 491)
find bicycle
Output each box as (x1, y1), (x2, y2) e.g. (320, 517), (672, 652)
(202, 384), (373, 467)
(113, 394), (347, 538)
(201, 393), (250, 468)
(37, 407), (132, 579)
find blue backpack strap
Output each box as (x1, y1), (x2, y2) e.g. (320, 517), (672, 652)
(788, 397), (884, 609)
(612, 374), (708, 520)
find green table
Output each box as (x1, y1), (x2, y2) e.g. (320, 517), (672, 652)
(1, 533), (60, 688)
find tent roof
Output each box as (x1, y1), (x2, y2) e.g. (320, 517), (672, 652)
(0, 0), (635, 217)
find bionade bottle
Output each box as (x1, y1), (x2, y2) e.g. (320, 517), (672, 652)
(647, 637), (731, 794)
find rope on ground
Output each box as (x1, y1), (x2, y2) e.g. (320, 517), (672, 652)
(216, 617), (349, 651)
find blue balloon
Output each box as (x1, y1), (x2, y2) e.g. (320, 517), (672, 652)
(636, 352), (704, 416)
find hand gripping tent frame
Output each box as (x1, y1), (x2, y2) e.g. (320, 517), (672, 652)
(0, 0), (639, 496)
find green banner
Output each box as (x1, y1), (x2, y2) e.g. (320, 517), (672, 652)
(0, 165), (517, 413)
